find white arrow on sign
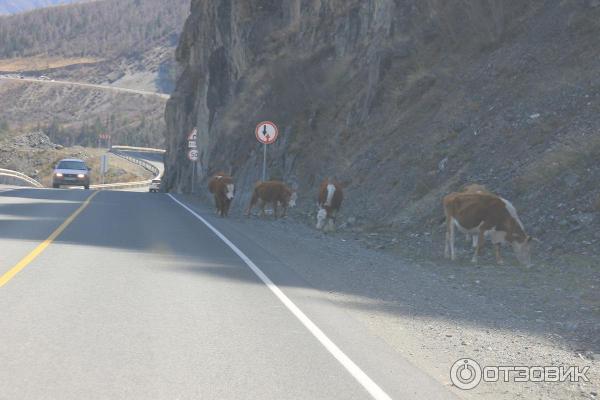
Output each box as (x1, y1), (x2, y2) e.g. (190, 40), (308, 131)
(188, 149), (199, 162)
(255, 121), (279, 145)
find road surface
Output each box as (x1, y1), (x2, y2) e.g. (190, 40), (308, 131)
(0, 76), (170, 100)
(0, 187), (458, 399)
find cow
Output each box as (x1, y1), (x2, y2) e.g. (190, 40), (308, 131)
(208, 173), (235, 217)
(443, 191), (533, 266)
(246, 181), (297, 218)
(316, 179), (343, 231)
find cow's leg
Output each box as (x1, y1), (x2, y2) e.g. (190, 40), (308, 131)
(325, 218), (335, 232)
(273, 202), (279, 218)
(494, 244), (504, 265)
(472, 230), (485, 263)
(246, 192), (258, 216)
(214, 195), (220, 215)
(219, 196), (225, 217)
(466, 233), (471, 243)
(472, 234), (479, 248)
(444, 218), (451, 259)
(260, 200), (266, 217)
(449, 220), (457, 261)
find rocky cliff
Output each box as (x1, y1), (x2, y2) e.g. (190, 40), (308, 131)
(165, 0), (600, 259)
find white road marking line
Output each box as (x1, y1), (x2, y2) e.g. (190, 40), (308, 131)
(168, 194), (392, 400)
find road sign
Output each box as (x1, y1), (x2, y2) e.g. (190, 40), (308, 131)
(188, 128), (198, 141)
(255, 121), (279, 145)
(188, 149), (199, 162)
(188, 140), (197, 149)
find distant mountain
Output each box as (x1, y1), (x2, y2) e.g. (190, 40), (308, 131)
(0, 0), (188, 59)
(0, 1), (84, 15)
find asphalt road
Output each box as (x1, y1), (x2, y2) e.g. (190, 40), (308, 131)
(0, 76), (170, 100)
(0, 188), (458, 400)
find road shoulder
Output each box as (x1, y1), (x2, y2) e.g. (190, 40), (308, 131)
(176, 194), (599, 400)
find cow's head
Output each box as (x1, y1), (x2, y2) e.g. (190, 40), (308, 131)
(225, 183), (235, 200)
(288, 191), (298, 208)
(511, 235), (533, 266)
(316, 208), (327, 230)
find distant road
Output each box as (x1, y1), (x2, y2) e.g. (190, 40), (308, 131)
(0, 76), (170, 100)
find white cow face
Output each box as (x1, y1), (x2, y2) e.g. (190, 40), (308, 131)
(316, 208), (327, 230)
(225, 184), (235, 200)
(512, 236), (532, 266)
(288, 191), (298, 208)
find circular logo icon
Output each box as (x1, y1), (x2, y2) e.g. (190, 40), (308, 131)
(255, 121), (279, 145)
(450, 358), (482, 390)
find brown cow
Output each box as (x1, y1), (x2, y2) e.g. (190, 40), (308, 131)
(443, 191), (533, 265)
(208, 173), (235, 217)
(246, 181), (297, 218)
(316, 180), (343, 231)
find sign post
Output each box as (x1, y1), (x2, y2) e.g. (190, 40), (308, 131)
(100, 154), (109, 185)
(187, 128), (198, 193)
(255, 121), (279, 181)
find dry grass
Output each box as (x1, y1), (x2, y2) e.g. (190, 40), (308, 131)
(0, 56), (101, 72)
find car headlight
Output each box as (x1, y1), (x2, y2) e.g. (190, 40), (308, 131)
(77, 174), (85, 178)
(55, 173), (63, 177)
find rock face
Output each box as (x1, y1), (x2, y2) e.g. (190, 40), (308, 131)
(165, 1), (600, 254)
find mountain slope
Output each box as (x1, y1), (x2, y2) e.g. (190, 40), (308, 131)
(0, 0), (188, 59)
(0, 0), (83, 15)
(0, 0), (189, 148)
(164, 0), (600, 261)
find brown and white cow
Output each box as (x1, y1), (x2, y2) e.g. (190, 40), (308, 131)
(316, 180), (343, 231)
(208, 173), (235, 217)
(246, 181), (297, 218)
(443, 191), (533, 265)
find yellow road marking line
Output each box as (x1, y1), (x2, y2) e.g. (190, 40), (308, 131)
(0, 191), (99, 288)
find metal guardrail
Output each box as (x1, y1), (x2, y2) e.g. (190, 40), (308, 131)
(111, 145), (166, 154)
(90, 149), (163, 191)
(0, 168), (44, 188)
(109, 150), (161, 178)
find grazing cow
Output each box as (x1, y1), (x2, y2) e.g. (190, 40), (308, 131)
(246, 181), (297, 218)
(208, 173), (235, 217)
(443, 191), (533, 265)
(316, 180), (343, 231)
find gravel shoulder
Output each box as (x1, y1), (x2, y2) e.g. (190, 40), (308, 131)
(180, 194), (599, 400)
